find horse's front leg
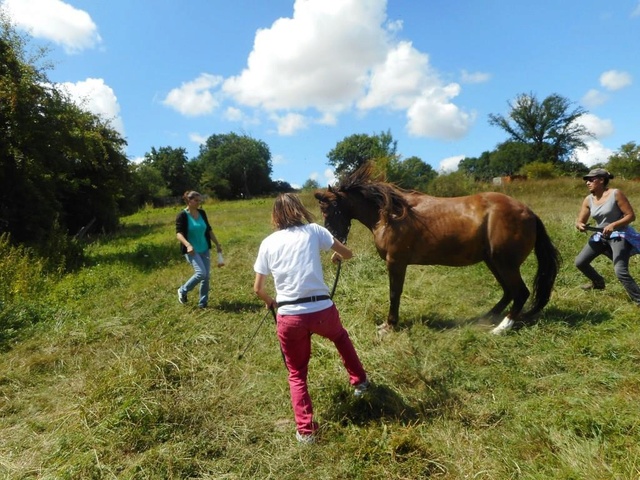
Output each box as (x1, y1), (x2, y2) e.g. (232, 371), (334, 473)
(382, 260), (408, 330)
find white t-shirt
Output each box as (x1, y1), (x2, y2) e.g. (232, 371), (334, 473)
(254, 223), (334, 315)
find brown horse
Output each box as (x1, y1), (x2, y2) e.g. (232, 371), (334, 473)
(315, 163), (561, 334)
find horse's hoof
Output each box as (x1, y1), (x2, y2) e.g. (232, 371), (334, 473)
(376, 323), (394, 337)
(490, 317), (514, 335)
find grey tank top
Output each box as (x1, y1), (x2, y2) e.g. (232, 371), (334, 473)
(589, 189), (623, 228)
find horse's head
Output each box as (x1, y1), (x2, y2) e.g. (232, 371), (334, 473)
(314, 187), (351, 243)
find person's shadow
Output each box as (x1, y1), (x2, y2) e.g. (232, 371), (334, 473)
(324, 382), (418, 425)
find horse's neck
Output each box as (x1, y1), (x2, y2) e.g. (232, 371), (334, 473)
(350, 196), (393, 231)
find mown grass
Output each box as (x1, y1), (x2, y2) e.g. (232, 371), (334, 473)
(1, 180), (640, 479)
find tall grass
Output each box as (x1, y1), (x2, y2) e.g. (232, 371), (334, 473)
(1, 180), (640, 479)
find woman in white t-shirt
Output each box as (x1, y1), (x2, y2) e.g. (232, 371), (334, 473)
(253, 193), (368, 444)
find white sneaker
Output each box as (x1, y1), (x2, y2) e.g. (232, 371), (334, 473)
(354, 379), (370, 398)
(177, 288), (187, 305)
(296, 431), (316, 444)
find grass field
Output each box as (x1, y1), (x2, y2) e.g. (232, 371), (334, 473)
(1, 178), (640, 479)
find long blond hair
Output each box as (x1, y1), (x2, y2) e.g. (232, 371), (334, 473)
(271, 193), (315, 230)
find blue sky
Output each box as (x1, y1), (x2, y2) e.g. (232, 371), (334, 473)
(2, 0), (639, 188)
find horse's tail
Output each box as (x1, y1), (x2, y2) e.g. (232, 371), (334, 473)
(525, 216), (561, 317)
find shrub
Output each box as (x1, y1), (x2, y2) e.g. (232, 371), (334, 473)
(520, 161), (557, 179)
(0, 234), (47, 306)
(426, 171), (477, 197)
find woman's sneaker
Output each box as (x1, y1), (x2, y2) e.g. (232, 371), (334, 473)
(178, 289), (187, 304)
(354, 380), (370, 398)
(296, 431), (316, 444)
(581, 281), (605, 290)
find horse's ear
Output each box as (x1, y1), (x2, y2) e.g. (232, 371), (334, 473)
(314, 191), (324, 201)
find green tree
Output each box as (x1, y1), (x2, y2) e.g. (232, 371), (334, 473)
(125, 163), (170, 208)
(488, 92), (592, 164)
(490, 141), (536, 176)
(327, 130), (398, 177)
(606, 142), (640, 179)
(272, 180), (294, 193)
(143, 146), (192, 197)
(0, 17), (130, 248)
(302, 178), (320, 190)
(459, 151), (493, 181)
(387, 156), (437, 191)
(194, 133), (272, 200)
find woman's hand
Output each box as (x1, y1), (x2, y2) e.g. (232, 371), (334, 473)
(602, 224), (615, 237)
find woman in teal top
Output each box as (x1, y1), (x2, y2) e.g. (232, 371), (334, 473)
(575, 168), (640, 305)
(176, 191), (223, 308)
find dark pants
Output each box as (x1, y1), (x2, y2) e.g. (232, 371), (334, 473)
(575, 236), (640, 304)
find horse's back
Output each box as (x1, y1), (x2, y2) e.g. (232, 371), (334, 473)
(409, 191), (535, 227)
(398, 191), (537, 266)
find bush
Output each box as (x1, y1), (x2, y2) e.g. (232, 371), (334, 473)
(426, 171), (477, 197)
(520, 161), (557, 179)
(0, 234), (47, 306)
(0, 233), (53, 345)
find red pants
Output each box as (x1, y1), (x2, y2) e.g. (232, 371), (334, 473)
(276, 304), (367, 435)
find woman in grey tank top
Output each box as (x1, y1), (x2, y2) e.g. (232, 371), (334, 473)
(574, 168), (640, 305)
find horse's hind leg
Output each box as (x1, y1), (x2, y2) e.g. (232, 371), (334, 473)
(484, 261), (513, 318)
(486, 263), (530, 334)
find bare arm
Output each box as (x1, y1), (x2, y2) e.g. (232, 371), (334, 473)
(209, 229), (222, 252)
(253, 273), (276, 309)
(575, 196), (591, 232)
(606, 190), (636, 234)
(330, 237), (353, 263)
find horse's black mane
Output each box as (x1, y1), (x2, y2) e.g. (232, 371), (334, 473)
(336, 163), (412, 220)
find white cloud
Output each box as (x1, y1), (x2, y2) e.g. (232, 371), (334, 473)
(438, 155), (464, 173)
(324, 168), (337, 186)
(57, 78), (124, 135)
(189, 133), (207, 146)
(2, 0), (101, 54)
(272, 154), (286, 165)
(224, 107), (244, 122)
(460, 70), (491, 84)
(358, 39), (474, 139)
(632, 1), (640, 17)
(358, 41), (432, 110)
(406, 86), (474, 139)
(162, 74), (223, 116)
(204, 0), (471, 140)
(271, 112), (309, 135)
(600, 70), (632, 91)
(575, 141), (614, 167)
(578, 113), (614, 139)
(223, 0), (388, 111)
(317, 112), (338, 126)
(581, 89), (609, 108)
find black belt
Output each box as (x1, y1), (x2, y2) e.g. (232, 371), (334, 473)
(277, 295), (331, 307)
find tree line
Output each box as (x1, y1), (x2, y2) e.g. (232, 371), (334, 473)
(2, 16), (639, 271)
